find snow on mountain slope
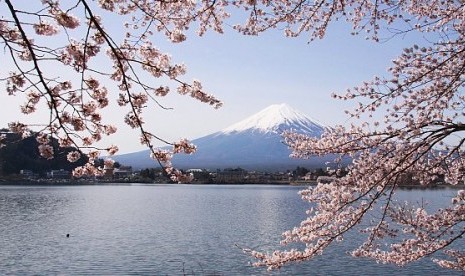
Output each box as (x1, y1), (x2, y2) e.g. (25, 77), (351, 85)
(221, 103), (325, 135)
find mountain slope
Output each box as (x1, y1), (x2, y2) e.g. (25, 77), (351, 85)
(114, 103), (333, 170)
(0, 130), (88, 176)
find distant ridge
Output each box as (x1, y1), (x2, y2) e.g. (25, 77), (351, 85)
(114, 103), (335, 170)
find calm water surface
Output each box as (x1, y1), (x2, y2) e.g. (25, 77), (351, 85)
(0, 184), (463, 275)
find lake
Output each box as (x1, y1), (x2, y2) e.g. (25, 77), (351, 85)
(0, 184), (463, 275)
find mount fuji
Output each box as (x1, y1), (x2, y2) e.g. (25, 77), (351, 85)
(114, 103), (334, 170)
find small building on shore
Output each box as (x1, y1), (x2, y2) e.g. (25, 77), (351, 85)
(47, 169), (71, 179)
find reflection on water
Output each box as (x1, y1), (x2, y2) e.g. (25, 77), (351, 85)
(0, 184), (462, 275)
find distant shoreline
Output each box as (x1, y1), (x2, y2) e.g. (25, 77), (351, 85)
(0, 178), (463, 189)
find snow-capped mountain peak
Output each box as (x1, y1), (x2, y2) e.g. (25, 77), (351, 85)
(221, 103), (325, 135)
(114, 103), (333, 170)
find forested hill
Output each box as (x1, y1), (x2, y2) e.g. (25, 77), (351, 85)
(0, 130), (87, 177)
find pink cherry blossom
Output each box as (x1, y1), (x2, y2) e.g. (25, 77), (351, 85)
(33, 21), (59, 36)
(38, 144), (54, 160)
(67, 151), (81, 163)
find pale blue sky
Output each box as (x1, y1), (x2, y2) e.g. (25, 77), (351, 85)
(0, 6), (425, 153)
(125, 21), (419, 153)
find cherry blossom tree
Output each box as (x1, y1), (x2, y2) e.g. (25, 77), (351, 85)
(1, 0), (464, 271)
(0, 0), (224, 181)
(242, 0), (465, 272)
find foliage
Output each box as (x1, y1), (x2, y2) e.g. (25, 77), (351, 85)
(1, 0), (464, 272)
(312, 168), (330, 177)
(293, 166), (309, 177)
(139, 168), (163, 180)
(0, 130), (87, 176)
